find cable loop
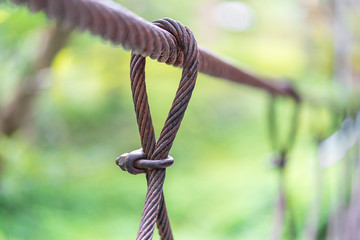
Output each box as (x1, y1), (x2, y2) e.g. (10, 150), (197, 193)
(268, 92), (301, 164)
(122, 18), (199, 240)
(116, 148), (174, 175)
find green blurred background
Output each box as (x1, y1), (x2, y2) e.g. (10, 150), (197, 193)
(0, 0), (359, 239)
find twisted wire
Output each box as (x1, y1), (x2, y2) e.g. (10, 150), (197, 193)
(130, 18), (198, 240)
(11, 0), (300, 100)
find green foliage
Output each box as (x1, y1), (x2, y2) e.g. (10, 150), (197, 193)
(0, 0), (358, 239)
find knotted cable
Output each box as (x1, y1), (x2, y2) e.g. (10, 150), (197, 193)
(120, 18), (199, 240)
(267, 94), (301, 239)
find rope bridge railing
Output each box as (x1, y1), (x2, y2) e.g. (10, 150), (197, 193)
(11, 0), (300, 101)
(10, 0), (302, 239)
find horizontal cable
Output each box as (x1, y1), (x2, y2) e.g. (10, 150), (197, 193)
(11, 0), (300, 101)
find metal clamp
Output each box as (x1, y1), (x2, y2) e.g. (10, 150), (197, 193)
(116, 148), (174, 175)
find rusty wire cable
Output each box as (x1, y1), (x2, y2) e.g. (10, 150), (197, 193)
(126, 18), (198, 239)
(11, 0), (300, 100)
(114, 17), (198, 239)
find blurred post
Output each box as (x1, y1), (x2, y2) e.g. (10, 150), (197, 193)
(0, 24), (72, 136)
(0, 24), (71, 189)
(326, 0), (358, 238)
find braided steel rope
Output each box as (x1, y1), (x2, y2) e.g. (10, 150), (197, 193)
(11, 0), (300, 100)
(129, 18), (198, 239)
